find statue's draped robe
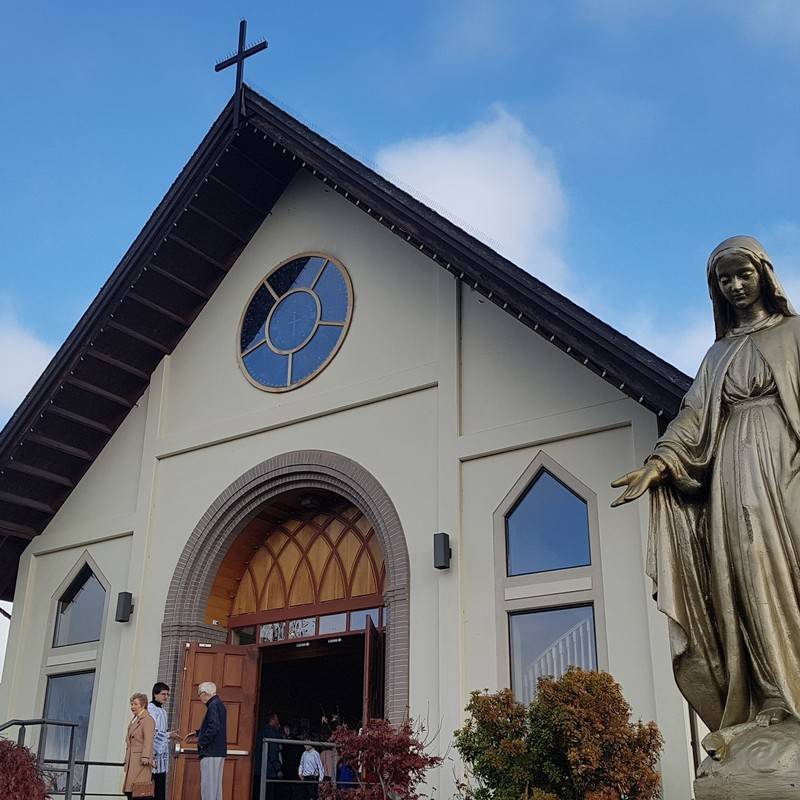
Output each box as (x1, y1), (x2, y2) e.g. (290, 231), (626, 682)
(649, 314), (800, 731)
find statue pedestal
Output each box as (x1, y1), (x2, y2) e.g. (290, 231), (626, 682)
(694, 719), (800, 799)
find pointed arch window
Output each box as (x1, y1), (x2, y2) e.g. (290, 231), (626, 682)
(495, 453), (608, 703)
(53, 564), (106, 647)
(505, 469), (591, 576)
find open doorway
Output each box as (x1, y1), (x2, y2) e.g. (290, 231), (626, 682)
(173, 489), (390, 800)
(251, 628), (383, 800)
(257, 635), (365, 740)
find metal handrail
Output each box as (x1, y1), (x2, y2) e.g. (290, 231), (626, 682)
(256, 737), (347, 800)
(45, 758), (125, 798)
(1, 718), (126, 799)
(1, 718), (79, 800)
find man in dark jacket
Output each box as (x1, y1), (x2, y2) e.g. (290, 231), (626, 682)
(184, 681), (227, 800)
(253, 711), (283, 800)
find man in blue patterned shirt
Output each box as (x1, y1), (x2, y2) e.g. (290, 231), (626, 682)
(148, 682), (179, 800)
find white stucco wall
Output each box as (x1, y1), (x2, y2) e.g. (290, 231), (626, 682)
(0, 171), (694, 798)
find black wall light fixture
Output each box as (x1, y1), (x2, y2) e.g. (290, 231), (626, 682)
(115, 591), (134, 623)
(434, 532), (452, 570)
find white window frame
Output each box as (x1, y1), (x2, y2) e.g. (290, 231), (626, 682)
(493, 451), (609, 694)
(37, 552), (110, 760)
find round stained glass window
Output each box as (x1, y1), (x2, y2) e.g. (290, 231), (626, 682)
(238, 254), (353, 391)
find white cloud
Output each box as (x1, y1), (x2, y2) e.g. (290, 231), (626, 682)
(377, 113), (800, 379)
(375, 106), (570, 290)
(0, 309), (55, 427)
(373, 106), (722, 376)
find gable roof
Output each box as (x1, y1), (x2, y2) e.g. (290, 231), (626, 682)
(0, 86), (691, 600)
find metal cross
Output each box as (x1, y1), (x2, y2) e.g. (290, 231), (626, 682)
(287, 308), (315, 337)
(214, 19), (268, 129)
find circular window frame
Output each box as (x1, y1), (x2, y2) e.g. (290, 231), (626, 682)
(236, 252), (354, 393)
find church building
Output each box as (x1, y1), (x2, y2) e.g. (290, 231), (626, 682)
(0, 85), (696, 798)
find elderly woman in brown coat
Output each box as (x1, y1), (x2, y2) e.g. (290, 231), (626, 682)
(123, 692), (155, 799)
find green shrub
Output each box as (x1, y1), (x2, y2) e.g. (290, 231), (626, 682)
(455, 669), (663, 800)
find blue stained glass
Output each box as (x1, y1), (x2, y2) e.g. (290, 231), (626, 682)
(268, 291), (319, 351)
(240, 256), (351, 390)
(267, 256), (327, 295)
(506, 470), (590, 576)
(316, 263), (349, 321)
(243, 344), (289, 388)
(241, 284), (274, 352)
(292, 326), (343, 383)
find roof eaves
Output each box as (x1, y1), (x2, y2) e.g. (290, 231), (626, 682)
(0, 98), (238, 461)
(241, 87), (691, 415)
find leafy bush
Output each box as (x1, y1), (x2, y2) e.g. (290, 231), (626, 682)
(453, 689), (534, 800)
(455, 669), (663, 800)
(320, 718), (442, 800)
(0, 738), (50, 800)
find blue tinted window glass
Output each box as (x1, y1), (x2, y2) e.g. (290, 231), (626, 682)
(319, 613), (347, 634)
(506, 470), (590, 576)
(267, 256), (327, 295)
(268, 291), (319, 351)
(350, 608), (379, 631)
(240, 256), (351, 390)
(43, 671), (95, 791)
(240, 284), (274, 352)
(316, 263), (349, 322)
(53, 566), (106, 647)
(291, 326), (343, 383)
(510, 605), (596, 703)
(243, 345), (289, 388)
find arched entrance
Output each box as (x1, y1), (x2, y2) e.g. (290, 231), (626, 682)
(160, 451), (410, 796)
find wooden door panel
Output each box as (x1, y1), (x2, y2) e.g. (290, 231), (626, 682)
(363, 617), (384, 723)
(171, 642), (259, 800)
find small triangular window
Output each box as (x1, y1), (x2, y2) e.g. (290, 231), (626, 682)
(505, 469), (591, 576)
(53, 564), (106, 647)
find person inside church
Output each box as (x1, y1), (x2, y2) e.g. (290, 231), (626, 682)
(297, 735), (325, 799)
(182, 682), (227, 800)
(335, 759), (357, 790)
(253, 711), (284, 800)
(122, 692), (155, 800)
(148, 682), (180, 800)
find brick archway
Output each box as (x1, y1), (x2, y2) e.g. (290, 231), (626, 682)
(159, 450), (410, 723)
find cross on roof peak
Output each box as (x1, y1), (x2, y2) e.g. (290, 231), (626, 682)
(215, 19), (268, 130)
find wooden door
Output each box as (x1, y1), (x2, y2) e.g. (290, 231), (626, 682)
(362, 617), (384, 724)
(171, 642), (259, 800)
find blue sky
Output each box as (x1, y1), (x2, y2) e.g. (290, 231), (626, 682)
(2, 0), (800, 426)
(2, 0), (800, 676)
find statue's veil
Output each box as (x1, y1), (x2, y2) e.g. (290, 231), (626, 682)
(707, 235), (796, 339)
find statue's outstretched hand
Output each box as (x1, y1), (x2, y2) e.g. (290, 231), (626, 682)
(610, 463), (663, 507)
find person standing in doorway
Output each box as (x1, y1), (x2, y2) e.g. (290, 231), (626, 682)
(298, 737), (324, 800)
(148, 682), (179, 800)
(183, 682), (227, 800)
(253, 711), (283, 800)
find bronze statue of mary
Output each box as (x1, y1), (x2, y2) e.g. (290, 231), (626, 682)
(612, 236), (800, 747)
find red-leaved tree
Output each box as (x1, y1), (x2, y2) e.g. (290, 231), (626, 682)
(0, 738), (50, 800)
(320, 718), (442, 800)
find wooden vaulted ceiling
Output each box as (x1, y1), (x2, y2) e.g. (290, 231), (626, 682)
(0, 86), (691, 600)
(206, 494), (385, 626)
